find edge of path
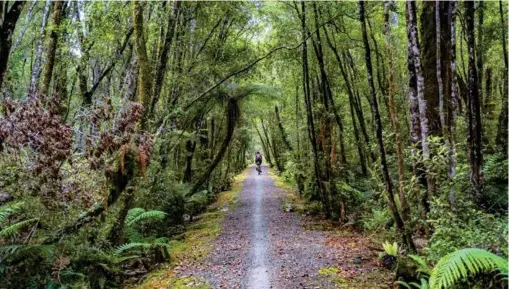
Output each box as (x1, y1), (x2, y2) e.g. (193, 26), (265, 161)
(267, 170), (394, 288)
(133, 168), (250, 289)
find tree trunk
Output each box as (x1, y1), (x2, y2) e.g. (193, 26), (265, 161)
(465, 1), (484, 198)
(407, 0), (434, 210)
(183, 138), (196, 183)
(41, 1), (64, 96)
(275, 105), (293, 152)
(298, 1), (331, 217)
(150, 0), (181, 115)
(477, 1), (484, 107)
(0, 1), (25, 88)
(360, 0), (415, 252)
(255, 123), (273, 167)
(420, 1), (442, 136)
(384, 0), (412, 228)
(133, 0), (152, 130)
(29, 0), (51, 96)
(447, 0), (458, 206)
(496, 1), (508, 154)
(187, 98), (239, 197)
(323, 25), (367, 175)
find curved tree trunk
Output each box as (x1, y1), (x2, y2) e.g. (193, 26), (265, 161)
(0, 1), (25, 88)
(187, 98), (239, 197)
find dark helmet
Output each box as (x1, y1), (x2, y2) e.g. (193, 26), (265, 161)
(256, 151), (260, 154)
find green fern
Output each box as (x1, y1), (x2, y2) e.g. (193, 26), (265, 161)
(125, 208), (166, 227)
(0, 218), (38, 238)
(0, 244), (54, 262)
(396, 278), (429, 289)
(429, 248), (508, 289)
(125, 208), (146, 225)
(0, 202), (23, 223)
(408, 254), (432, 276)
(382, 241), (399, 256)
(114, 242), (169, 255)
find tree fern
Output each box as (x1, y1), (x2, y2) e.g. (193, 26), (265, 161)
(429, 248), (508, 289)
(0, 218), (38, 238)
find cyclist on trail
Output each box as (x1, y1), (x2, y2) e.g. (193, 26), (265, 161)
(255, 152), (263, 174)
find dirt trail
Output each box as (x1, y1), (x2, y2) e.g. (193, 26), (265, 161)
(175, 165), (389, 288)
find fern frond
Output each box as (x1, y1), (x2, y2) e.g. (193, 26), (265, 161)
(114, 242), (169, 255)
(0, 218), (38, 238)
(409, 254), (432, 276)
(0, 244), (54, 262)
(114, 242), (151, 255)
(125, 208), (146, 225)
(429, 248), (508, 289)
(0, 202), (23, 223)
(126, 210), (166, 227)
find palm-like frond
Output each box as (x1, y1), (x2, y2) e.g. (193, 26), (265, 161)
(0, 218), (38, 238)
(429, 248), (508, 289)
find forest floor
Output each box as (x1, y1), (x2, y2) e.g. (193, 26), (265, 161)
(136, 165), (392, 289)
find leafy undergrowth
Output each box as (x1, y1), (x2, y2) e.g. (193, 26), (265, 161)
(271, 171), (393, 289)
(132, 169), (249, 289)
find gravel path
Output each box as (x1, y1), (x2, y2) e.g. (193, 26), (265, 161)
(178, 165), (337, 288)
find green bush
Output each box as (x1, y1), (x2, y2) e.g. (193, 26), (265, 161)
(427, 197), (508, 262)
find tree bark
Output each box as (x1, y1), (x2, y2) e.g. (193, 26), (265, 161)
(408, 0), (434, 202)
(29, 0), (51, 96)
(465, 1), (484, 197)
(323, 24), (367, 175)
(0, 1), (26, 88)
(150, 0), (181, 115)
(275, 105), (293, 152)
(447, 0), (458, 206)
(40, 1), (64, 96)
(496, 1), (508, 154)
(360, 0), (414, 252)
(133, 0), (152, 130)
(420, 1), (441, 136)
(187, 98), (239, 197)
(384, 0), (412, 228)
(298, 1), (331, 217)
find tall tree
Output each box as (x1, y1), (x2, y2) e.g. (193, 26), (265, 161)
(133, 0), (152, 129)
(41, 1), (64, 96)
(29, 0), (51, 95)
(360, 0), (414, 251)
(496, 0), (508, 154)
(384, 0), (411, 228)
(0, 1), (25, 88)
(465, 1), (484, 197)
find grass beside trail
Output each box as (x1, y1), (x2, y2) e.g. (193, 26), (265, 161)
(134, 169), (249, 289)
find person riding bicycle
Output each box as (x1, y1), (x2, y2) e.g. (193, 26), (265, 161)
(255, 152), (263, 174)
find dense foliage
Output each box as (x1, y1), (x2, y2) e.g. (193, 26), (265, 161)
(0, 1), (506, 288)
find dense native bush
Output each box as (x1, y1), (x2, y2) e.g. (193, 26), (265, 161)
(427, 196), (508, 262)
